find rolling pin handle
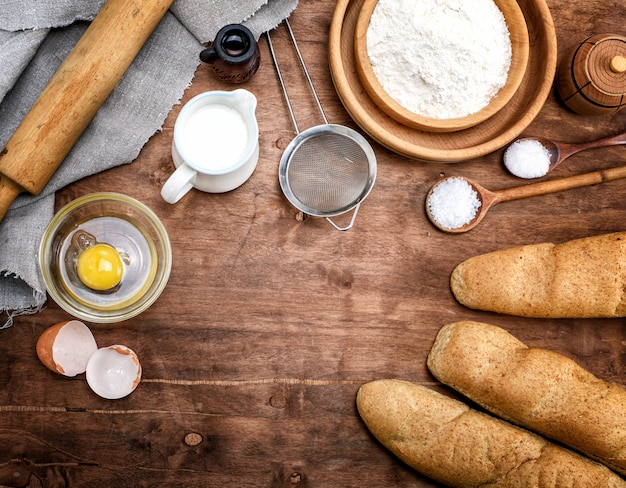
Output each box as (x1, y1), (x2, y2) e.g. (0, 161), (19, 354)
(0, 176), (24, 223)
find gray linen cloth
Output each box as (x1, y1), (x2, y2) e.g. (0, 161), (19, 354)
(0, 0), (298, 328)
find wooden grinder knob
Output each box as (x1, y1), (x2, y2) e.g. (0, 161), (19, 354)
(610, 55), (626, 73)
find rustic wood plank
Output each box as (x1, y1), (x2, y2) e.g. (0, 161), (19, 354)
(2, 0), (626, 486)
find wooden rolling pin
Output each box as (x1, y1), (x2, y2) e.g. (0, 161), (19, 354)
(0, 0), (174, 222)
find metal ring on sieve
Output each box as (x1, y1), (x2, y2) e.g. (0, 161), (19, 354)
(279, 124), (376, 231)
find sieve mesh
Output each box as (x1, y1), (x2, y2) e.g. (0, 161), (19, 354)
(286, 132), (371, 213)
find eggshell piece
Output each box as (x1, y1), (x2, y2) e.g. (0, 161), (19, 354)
(36, 320), (98, 377)
(86, 345), (142, 399)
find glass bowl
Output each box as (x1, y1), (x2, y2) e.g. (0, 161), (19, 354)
(39, 193), (172, 323)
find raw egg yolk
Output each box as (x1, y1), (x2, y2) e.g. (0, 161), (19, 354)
(77, 244), (124, 291)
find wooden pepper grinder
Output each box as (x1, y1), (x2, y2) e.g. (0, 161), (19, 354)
(556, 34), (626, 115)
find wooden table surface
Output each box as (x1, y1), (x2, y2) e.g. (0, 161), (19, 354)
(2, 0), (626, 486)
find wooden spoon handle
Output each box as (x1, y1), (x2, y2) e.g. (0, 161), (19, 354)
(493, 164), (626, 204)
(559, 131), (626, 160)
(0, 0), (174, 222)
(594, 131), (626, 146)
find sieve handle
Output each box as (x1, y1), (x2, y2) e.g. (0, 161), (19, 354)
(326, 204), (360, 231)
(266, 19), (329, 134)
(284, 20), (329, 125)
(267, 29), (300, 133)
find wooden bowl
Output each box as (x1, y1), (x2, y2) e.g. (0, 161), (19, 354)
(329, 0), (557, 161)
(354, 0), (530, 133)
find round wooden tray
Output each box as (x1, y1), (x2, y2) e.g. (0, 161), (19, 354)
(353, 0), (530, 132)
(329, 0), (558, 162)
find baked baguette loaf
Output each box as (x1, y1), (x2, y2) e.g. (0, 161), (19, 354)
(450, 232), (626, 318)
(427, 321), (626, 476)
(356, 379), (626, 487)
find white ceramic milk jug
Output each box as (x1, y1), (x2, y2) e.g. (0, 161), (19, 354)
(161, 89), (259, 203)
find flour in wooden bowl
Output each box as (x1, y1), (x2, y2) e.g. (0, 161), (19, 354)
(366, 0), (513, 120)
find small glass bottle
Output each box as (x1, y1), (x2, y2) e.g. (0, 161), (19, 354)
(200, 24), (261, 84)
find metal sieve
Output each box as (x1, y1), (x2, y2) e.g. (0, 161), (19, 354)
(267, 21), (376, 231)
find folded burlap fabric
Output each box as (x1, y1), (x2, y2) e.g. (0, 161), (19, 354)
(0, 0), (298, 328)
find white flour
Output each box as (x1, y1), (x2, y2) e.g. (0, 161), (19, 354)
(367, 0), (512, 119)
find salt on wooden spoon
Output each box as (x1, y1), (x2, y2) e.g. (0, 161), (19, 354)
(504, 131), (626, 179)
(426, 164), (626, 233)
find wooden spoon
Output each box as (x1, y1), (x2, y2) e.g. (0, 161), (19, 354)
(504, 132), (626, 178)
(426, 164), (626, 233)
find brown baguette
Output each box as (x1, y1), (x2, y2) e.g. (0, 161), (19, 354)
(356, 379), (626, 487)
(427, 321), (626, 476)
(450, 232), (626, 318)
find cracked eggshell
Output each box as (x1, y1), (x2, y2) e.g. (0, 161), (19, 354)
(36, 320), (98, 377)
(86, 345), (142, 399)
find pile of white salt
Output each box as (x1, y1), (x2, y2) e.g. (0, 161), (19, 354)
(427, 177), (481, 230)
(503, 139), (553, 179)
